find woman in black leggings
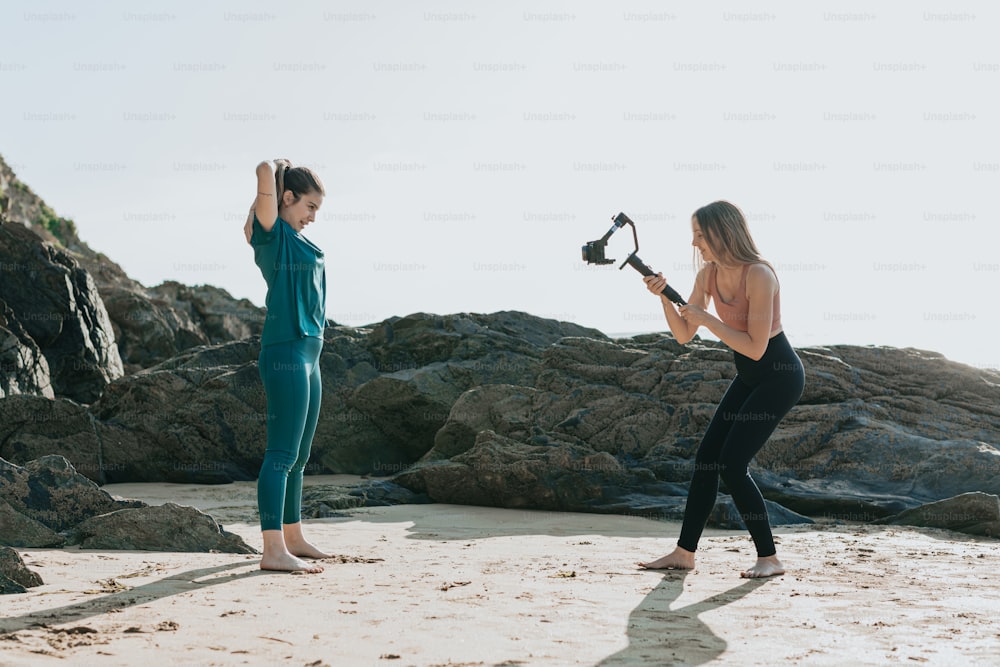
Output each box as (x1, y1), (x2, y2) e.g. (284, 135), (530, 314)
(639, 201), (805, 578)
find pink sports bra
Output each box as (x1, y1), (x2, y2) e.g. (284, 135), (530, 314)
(708, 263), (782, 334)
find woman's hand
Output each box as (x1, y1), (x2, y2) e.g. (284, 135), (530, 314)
(644, 273), (669, 297)
(678, 304), (711, 328)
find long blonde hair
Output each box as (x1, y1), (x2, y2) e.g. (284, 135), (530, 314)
(692, 201), (776, 282)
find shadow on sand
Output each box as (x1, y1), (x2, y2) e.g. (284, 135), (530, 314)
(0, 561), (260, 636)
(332, 503), (773, 666)
(596, 571), (770, 666)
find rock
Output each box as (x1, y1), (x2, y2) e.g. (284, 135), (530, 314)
(87, 327), (382, 483)
(68, 256), (267, 374)
(147, 281), (263, 345)
(874, 492), (1000, 537)
(349, 364), (466, 463)
(0, 455), (144, 532)
(364, 311), (606, 372)
(341, 312), (603, 470)
(0, 299), (53, 399)
(397, 430), (615, 510)
(0, 546), (44, 589)
(388, 330), (998, 526)
(598, 491), (812, 528)
(83, 313), (606, 483)
(0, 222), (123, 403)
(70, 503), (257, 553)
(91, 357), (265, 484)
(397, 429), (636, 512)
(91, 276), (210, 374)
(426, 384), (545, 461)
(0, 455), (251, 554)
(300, 480), (431, 518)
(0, 497), (66, 548)
(753, 472), (917, 521)
(396, 429), (813, 527)
(710, 496), (814, 529)
(0, 395), (105, 483)
(0, 154), (78, 248)
(1, 574), (28, 594)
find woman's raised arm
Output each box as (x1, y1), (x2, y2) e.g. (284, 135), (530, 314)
(253, 160), (281, 231)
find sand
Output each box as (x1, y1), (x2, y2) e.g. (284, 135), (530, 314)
(2, 476), (998, 666)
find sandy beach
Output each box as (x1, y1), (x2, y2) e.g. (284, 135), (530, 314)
(2, 476), (998, 667)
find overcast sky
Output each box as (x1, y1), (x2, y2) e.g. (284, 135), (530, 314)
(2, 1), (998, 372)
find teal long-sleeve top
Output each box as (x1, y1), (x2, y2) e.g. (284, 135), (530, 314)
(251, 214), (326, 346)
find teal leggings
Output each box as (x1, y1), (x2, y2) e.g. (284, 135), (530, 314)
(257, 336), (323, 531)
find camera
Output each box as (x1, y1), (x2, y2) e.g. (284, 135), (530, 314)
(581, 239), (613, 265)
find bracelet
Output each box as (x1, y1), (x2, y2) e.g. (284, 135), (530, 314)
(257, 192), (274, 196)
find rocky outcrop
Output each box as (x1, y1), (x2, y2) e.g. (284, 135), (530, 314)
(0, 155), (78, 248)
(58, 312), (604, 484)
(391, 331), (1000, 522)
(0, 222), (123, 403)
(3, 308), (998, 530)
(0, 456), (254, 554)
(0, 154), (264, 380)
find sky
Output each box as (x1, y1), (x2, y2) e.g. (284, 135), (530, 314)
(2, 1), (998, 372)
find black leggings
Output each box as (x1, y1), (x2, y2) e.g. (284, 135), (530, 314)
(677, 332), (805, 557)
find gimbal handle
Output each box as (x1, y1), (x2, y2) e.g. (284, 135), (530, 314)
(622, 252), (687, 306)
(610, 212), (687, 306)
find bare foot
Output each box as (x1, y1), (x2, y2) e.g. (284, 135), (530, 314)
(638, 546), (695, 570)
(260, 552), (324, 574)
(281, 523), (331, 559)
(740, 555), (784, 578)
(285, 539), (331, 560)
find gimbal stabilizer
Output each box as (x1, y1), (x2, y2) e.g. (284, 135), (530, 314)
(581, 212), (687, 306)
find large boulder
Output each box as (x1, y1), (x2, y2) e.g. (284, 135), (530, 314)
(0, 222), (123, 403)
(0, 299), (53, 399)
(0, 455), (252, 554)
(91, 339), (266, 484)
(396, 430), (633, 511)
(874, 492), (1000, 537)
(70, 503), (256, 553)
(396, 429), (813, 526)
(0, 395), (105, 483)
(0, 455), (144, 533)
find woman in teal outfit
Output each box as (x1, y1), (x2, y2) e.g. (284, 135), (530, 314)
(243, 159), (328, 573)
